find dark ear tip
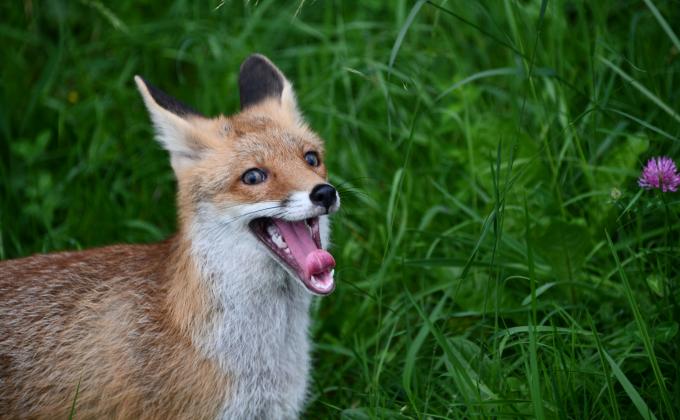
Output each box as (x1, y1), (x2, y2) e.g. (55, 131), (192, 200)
(239, 54), (280, 81)
(238, 54), (285, 110)
(138, 77), (202, 118)
(240, 54), (272, 71)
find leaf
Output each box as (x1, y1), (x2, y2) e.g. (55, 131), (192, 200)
(11, 131), (51, 165)
(646, 274), (665, 297)
(653, 321), (678, 343)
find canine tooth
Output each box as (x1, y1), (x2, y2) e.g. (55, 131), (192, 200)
(271, 234), (286, 249)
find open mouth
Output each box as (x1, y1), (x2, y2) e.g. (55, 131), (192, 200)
(249, 217), (335, 295)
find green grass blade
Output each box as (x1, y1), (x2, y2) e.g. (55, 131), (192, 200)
(605, 231), (674, 419)
(641, 0), (680, 52)
(402, 296), (448, 416)
(604, 351), (658, 420)
(599, 57), (680, 124)
(436, 67), (520, 101)
(405, 289), (498, 403)
(527, 322), (546, 420)
(587, 315), (621, 420)
(525, 194), (545, 420)
(616, 189), (644, 222)
(388, 0), (427, 69)
(608, 108), (680, 143)
(68, 379), (81, 420)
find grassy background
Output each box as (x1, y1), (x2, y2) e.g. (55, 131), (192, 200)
(1, 0), (679, 418)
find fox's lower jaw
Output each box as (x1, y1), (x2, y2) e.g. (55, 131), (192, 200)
(250, 216), (335, 295)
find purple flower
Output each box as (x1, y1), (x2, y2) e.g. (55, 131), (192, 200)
(638, 156), (680, 192)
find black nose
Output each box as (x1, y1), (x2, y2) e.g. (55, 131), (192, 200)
(309, 184), (337, 211)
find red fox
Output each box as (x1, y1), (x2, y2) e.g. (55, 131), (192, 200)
(0, 54), (339, 419)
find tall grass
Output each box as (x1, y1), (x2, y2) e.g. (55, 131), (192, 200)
(1, 1), (679, 418)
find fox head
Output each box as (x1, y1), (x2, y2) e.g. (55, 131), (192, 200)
(135, 54), (339, 295)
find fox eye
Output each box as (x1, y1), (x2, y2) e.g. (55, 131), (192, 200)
(304, 151), (320, 167)
(241, 168), (267, 185)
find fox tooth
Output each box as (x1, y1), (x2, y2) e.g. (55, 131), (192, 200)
(271, 234), (286, 249)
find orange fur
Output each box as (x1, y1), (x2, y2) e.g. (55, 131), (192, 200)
(0, 241), (230, 418)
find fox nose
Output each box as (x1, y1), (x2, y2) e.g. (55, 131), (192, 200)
(310, 184), (337, 211)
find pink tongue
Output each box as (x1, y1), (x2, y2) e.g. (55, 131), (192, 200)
(273, 220), (335, 279)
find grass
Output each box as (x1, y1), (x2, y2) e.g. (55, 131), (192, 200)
(1, 0), (679, 418)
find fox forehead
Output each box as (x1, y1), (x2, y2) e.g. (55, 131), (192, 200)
(186, 112), (325, 166)
(225, 114), (325, 162)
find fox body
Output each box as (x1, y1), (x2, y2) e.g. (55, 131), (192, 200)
(0, 55), (339, 419)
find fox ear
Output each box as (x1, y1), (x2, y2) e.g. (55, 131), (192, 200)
(134, 76), (205, 173)
(238, 54), (303, 124)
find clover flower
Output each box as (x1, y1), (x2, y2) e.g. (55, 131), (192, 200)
(638, 156), (680, 192)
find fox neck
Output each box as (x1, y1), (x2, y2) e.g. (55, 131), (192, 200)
(166, 214), (312, 373)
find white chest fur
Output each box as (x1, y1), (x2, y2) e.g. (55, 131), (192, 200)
(190, 219), (315, 419)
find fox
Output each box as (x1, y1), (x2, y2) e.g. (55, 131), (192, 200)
(0, 54), (340, 419)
